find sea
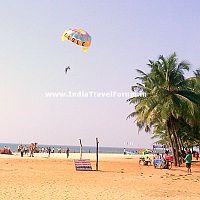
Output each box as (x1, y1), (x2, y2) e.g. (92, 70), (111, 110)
(0, 143), (141, 154)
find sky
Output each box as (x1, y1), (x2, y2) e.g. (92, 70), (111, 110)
(0, 0), (200, 148)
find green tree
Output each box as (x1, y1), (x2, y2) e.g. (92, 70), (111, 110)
(128, 53), (200, 166)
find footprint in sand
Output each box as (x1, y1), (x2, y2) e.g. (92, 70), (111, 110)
(170, 174), (175, 176)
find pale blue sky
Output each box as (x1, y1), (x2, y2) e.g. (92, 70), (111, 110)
(0, 0), (200, 148)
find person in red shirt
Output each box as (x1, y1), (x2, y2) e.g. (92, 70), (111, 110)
(195, 151), (199, 160)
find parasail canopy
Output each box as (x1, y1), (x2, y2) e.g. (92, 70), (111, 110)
(61, 28), (91, 52)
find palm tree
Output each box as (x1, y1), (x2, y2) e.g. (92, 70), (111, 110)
(180, 70), (200, 145)
(128, 53), (200, 166)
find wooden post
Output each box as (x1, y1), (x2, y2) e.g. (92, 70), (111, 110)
(96, 138), (99, 171)
(79, 139), (82, 159)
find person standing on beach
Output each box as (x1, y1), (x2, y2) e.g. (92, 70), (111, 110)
(185, 150), (192, 174)
(66, 147), (70, 158)
(20, 145), (24, 157)
(58, 147), (62, 153)
(17, 145), (21, 152)
(195, 151), (199, 160)
(123, 148), (126, 155)
(48, 147), (51, 157)
(24, 145), (28, 155)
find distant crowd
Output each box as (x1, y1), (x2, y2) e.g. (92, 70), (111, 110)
(17, 145), (70, 158)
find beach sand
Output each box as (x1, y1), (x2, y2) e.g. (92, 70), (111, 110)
(0, 153), (200, 200)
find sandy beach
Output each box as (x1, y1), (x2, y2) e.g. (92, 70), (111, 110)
(0, 153), (200, 200)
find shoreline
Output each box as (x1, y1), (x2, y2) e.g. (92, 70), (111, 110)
(0, 143), (149, 155)
(0, 152), (142, 160)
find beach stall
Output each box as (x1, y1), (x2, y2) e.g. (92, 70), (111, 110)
(138, 148), (152, 155)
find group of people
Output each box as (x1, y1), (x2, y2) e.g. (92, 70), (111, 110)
(17, 145), (29, 157)
(153, 149), (193, 174)
(17, 144), (70, 158)
(153, 150), (173, 169)
(46, 147), (70, 158)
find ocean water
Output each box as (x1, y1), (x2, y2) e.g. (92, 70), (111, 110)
(0, 143), (140, 154)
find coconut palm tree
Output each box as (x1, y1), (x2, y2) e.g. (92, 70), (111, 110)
(128, 53), (200, 166)
(179, 70), (200, 145)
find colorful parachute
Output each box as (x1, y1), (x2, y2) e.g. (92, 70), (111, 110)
(61, 28), (91, 52)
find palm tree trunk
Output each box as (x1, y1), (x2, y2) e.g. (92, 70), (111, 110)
(179, 138), (184, 150)
(173, 131), (181, 166)
(178, 137), (184, 164)
(177, 137), (182, 152)
(177, 136), (182, 164)
(169, 116), (181, 166)
(166, 121), (177, 166)
(168, 131), (177, 166)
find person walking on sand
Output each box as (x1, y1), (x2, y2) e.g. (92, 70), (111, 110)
(185, 150), (192, 174)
